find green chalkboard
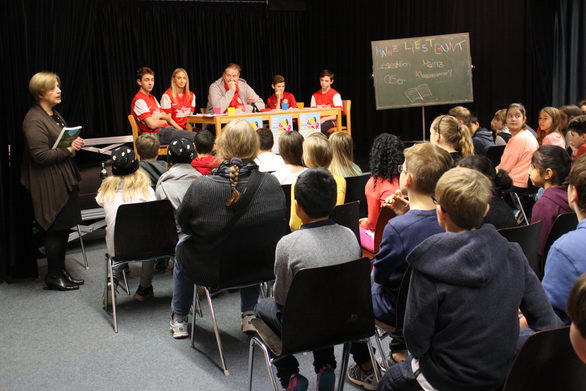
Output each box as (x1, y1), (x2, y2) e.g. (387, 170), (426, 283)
(371, 33), (473, 110)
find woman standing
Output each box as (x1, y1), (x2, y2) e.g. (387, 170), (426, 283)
(161, 68), (196, 130)
(21, 72), (85, 291)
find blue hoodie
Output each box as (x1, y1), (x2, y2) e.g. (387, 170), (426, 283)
(405, 224), (561, 391)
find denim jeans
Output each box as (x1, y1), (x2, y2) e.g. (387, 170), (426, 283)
(377, 356), (421, 391)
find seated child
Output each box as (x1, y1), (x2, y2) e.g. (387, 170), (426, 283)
(272, 130), (306, 185)
(529, 145), (572, 257)
(347, 143), (452, 390)
(289, 133), (345, 231)
(136, 133), (168, 187)
(328, 132), (362, 177)
(156, 138), (201, 214)
(254, 127), (285, 172)
(449, 106), (494, 155)
(255, 168), (361, 391)
(378, 167), (561, 391)
(538, 106), (565, 147)
(359, 133), (403, 253)
(190, 130), (219, 175)
(96, 146), (157, 301)
(568, 115), (586, 158)
(567, 273), (586, 363)
(266, 74), (298, 110)
(542, 155), (586, 324)
(310, 69), (343, 135)
(492, 108), (511, 145)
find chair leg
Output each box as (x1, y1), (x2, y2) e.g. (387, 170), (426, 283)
(121, 267), (130, 295)
(190, 285), (199, 348)
(76, 225), (89, 269)
(108, 258), (119, 333)
(373, 327), (388, 371)
(205, 288), (229, 376)
(103, 255), (109, 311)
(337, 342), (351, 391)
(249, 337), (280, 391)
(366, 338), (381, 382)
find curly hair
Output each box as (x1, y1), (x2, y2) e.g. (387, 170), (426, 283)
(368, 133), (404, 182)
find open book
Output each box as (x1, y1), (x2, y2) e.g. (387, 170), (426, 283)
(52, 126), (82, 149)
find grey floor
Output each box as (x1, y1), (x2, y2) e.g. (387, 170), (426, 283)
(0, 230), (373, 391)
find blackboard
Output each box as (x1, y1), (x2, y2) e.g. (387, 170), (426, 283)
(371, 33), (473, 110)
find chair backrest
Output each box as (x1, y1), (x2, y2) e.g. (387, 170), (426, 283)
(281, 183), (292, 222)
(341, 99), (352, 135)
(486, 145), (506, 167)
(281, 257), (374, 355)
(502, 326), (586, 391)
(374, 207), (396, 253)
(344, 172), (371, 218)
(331, 201), (360, 245)
(543, 212), (577, 261)
(113, 199), (178, 261)
(498, 221), (543, 279)
(128, 114), (168, 156)
(178, 213), (287, 289)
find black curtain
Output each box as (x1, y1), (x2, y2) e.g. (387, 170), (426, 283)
(0, 0), (568, 280)
(552, 0), (586, 106)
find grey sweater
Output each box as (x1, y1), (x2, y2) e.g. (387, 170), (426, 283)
(206, 77), (265, 114)
(273, 220), (361, 306)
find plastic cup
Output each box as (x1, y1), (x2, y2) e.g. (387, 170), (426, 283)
(213, 107), (221, 114)
(297, 102), (305, 109)
(281, 102), (289, 110)
(227, 107), (236, 116)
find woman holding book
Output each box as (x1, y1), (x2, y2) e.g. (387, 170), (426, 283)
(21, 71), (85, 291)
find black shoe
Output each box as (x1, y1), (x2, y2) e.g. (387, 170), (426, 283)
(45, 275), (80, 291)
(62, 269), (84, 285)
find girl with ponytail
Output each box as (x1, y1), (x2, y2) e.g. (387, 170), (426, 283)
(429, 114), (474, 163)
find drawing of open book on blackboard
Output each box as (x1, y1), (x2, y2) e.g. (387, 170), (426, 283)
(404, 84), (432, 103)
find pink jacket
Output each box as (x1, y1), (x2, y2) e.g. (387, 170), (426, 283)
(497, 129), (538, 188)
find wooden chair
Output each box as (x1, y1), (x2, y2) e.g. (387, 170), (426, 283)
(498, 221), (543, 279)
(344, 172), (371, 218)
(362, 206), (396, 259)
(127, 114), (168, 156)
(248, 257), (379, 391)
(340, 99), (352, 135)
(502, 326), (586, 390)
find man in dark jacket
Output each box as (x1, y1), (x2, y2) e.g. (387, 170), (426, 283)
(378, 167), (561, 391)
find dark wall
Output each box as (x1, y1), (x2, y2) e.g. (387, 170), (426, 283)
(0, 0), (560, 279)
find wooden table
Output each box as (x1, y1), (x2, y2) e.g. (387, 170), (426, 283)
(186, 107), (342, 135)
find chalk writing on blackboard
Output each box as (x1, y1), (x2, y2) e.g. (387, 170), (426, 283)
(404, 84), (432, 103)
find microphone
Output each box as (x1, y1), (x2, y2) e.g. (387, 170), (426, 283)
(247, 96), (259, 113)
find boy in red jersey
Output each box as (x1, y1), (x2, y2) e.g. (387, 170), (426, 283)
(130, 67), (195, 144)
(266, 74), (298, 110)
(310, 69), (343, 135)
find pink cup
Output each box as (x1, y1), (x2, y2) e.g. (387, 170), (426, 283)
(213, 107), (221, 114)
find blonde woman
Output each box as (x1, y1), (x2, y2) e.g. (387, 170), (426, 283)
(22, 71), (85, 291)
(429, 114), (474, 162)
(161, 68), (196, 129)
(96, 146), (156, 301)
(328, 132), (362, 177)
(170, 119), (285, 338)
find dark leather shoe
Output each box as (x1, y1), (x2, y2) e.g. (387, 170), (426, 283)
(45, 275), (80, 291)
(62, 269), (84, 285)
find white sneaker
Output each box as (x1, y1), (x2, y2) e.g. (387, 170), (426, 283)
(347, 363), (377, 391)
(170, 318), (189, 339)
(241, 312), (257, 334)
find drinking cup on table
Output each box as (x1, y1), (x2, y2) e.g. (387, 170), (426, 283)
(213, 107), (221, 114)
(297, 102), (305, 109)
(227, 107), (236, 116)
(281, 101), (289, 110)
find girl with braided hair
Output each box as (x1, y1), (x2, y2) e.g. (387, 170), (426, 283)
(170, 119), (285, 338)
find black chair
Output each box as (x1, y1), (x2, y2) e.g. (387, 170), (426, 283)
(247, 257), (378, 391)
(502, 326), (586, 390)
(372, 266), (412, 370)
(543, 212), (577, 263)
(103, 200), (178, 333)
(344, 172), (370, 218)
(281, 183), (292, 229)
(180, 216), (287, 375)
(331, 201), (360, 244)
(498, 221), (543, 279)
(486, 145), (505, 167)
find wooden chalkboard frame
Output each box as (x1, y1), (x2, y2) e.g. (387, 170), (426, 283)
(371, 32), (474, 110)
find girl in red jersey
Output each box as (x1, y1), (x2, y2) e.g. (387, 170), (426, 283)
(161, 68), (196, 130)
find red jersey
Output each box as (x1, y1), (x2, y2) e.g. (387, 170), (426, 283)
(574, 143), (586, 159)
(266, 92), (298, 110)
(160, 89), (196, 129)
(310, 88), (343, 111)
(225, 82), (244, 111)
(131, 91), (163, 134)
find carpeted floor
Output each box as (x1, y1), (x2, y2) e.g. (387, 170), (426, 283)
(0, 231), (375, 391)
